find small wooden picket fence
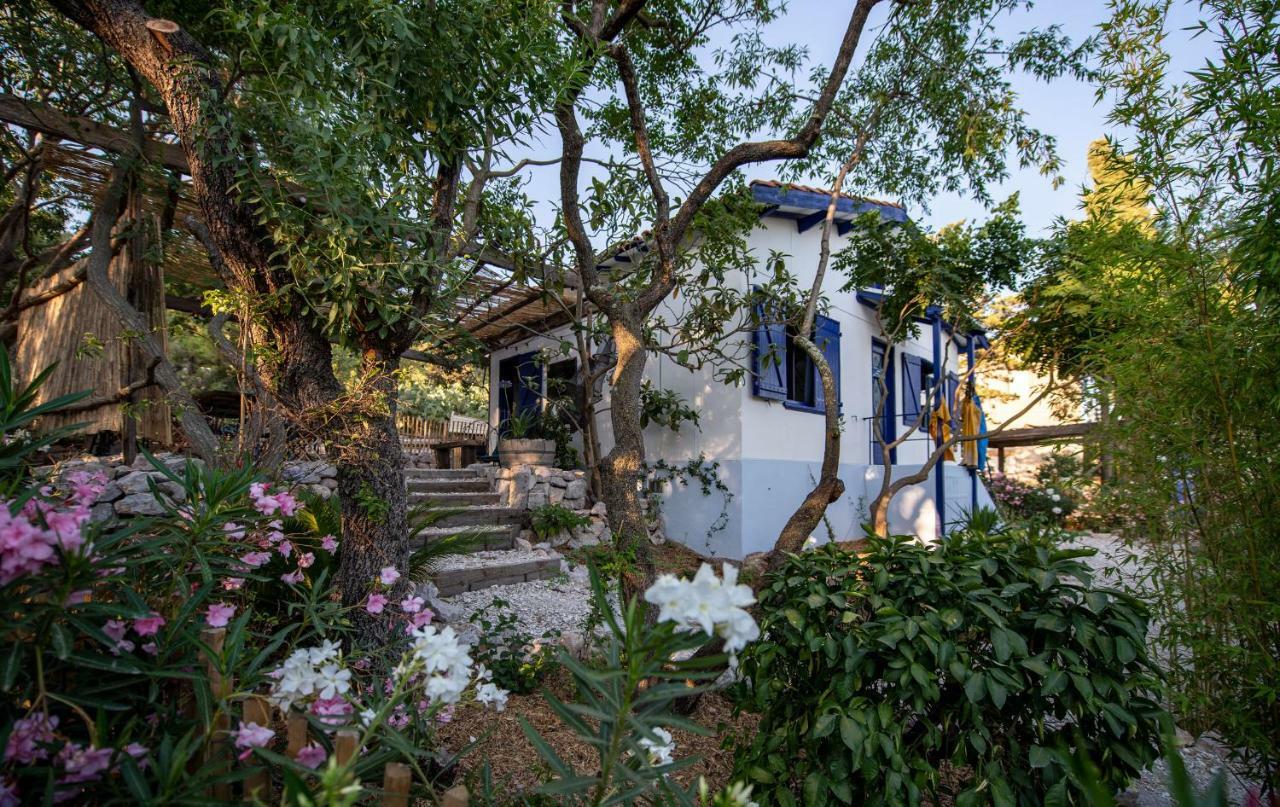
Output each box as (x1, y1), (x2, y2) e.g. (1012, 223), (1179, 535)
(200, 627), (469, 806)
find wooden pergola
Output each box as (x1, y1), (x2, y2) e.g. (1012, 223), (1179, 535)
(984, 422), (1097, 472)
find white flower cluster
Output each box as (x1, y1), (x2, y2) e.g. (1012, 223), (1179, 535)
(643, 563), (760, 655)
(400, 624), (509, 711)
(638, 726), (675, 766)
(270, 640), (351, 711)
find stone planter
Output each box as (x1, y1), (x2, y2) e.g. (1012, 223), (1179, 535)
(498, 438), (555, 468)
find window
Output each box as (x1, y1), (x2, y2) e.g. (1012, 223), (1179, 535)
(871, 340), (896, 464)
(752, 299), (841, 414)
(901, 354), (935, 426)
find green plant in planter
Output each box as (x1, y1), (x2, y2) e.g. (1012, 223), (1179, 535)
(530, 503), (591, 542)
(503, 408), (541, 439)
(734, 524), (1169, 806)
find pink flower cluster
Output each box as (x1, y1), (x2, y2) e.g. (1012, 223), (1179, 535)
(0, 471), (104, 585)
(3, 710), (147, 799)
(249, 483), (299, 517)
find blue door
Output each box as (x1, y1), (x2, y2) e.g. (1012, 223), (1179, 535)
(496, 352), (542, 433)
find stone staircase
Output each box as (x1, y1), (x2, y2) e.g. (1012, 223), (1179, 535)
(407, 467), (561, 596)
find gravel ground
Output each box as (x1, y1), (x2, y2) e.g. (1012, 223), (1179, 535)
(441, 571), (602, 639)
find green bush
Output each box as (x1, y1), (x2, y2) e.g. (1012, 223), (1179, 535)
(734, 527), (1168, 806)
(529, 503), (590, 542)
(468, 596), (560, 695)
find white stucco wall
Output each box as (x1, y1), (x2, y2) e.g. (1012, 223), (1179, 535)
(487, 214), (988, 559)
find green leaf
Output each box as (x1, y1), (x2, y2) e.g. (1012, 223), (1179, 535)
(839, 716), (864, 755)
(965, 672), (986, 703)
(803, 772), (825, 805)
(813, 712), (837, 739)
(1028, 745), (1054, 768)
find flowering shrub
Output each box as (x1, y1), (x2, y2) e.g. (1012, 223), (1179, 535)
(0, 359), (501, 803)
(468, 596), (560, 695)
(518, 563), (761, 804)
(734, 526), (1168, 806)
(982, 470), (1076, 525)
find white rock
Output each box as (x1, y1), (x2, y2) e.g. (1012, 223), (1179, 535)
(527, 489), (548, 508)
(564, 479), (587, 500)
(548, 486), (565, 505)
(590, 501), (607, 517)
(549, 475), (568, 488)
(322, 478), (338, 490)
(515, 537), (534, 552)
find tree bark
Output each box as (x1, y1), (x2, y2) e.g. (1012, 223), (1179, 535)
(335, 345), (411, 645)
(598, 313), (658, 603)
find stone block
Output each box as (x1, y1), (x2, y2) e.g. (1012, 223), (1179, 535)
(114, 493), (165, 516)
(527, 489), (548, 508)
(89, 503), (115, 523)
(96, 481), (124, 503)
(590, 501), (607, 517)
(548, 486), (565, 505)
(116, 471), (155, 496)
(548, 475), (568, 488)
(564, 479), (587, 500)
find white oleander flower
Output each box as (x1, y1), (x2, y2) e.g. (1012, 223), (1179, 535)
(1052, 506), (1063, 515)
(315, 663), (352, 700)
(643, 563), (759, 656)
(1051, 493), (1062, 502)
(802, 535), (819, 551)
(639, 727), (675, 766)
(475, 682), (509, 711)
(721, 782), (759, 807)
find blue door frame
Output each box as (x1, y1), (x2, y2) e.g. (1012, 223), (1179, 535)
(871, 340), (897, 464)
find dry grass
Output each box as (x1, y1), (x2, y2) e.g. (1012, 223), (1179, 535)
(436, 665), (758, 800)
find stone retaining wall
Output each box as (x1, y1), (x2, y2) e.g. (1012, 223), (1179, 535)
(494, 464), (611, 551)
(38, 454), (339, 522)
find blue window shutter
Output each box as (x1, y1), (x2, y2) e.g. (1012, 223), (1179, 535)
(752, 299), (788, 400)
(813, 314), (841, 412)
(901, 354), (922, 425)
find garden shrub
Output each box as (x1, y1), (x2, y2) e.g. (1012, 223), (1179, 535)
(0, 359), (507, 802)
(982, 470), (1076, 526)
(468, 596), (560, 695)
(734, 526), (1168, 806)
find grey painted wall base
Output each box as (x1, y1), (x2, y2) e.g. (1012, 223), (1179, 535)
(654, 458), (996, 559)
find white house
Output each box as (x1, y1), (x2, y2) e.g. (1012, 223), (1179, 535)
(479, 181), (995, 560)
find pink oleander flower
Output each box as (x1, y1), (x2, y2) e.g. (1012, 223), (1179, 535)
(378, 566), (400, 586)
(276, 540), (293, 559)
(66, 471), (106, 506)
(321, 535), (338, 552)
(103, 619), (128, 642)
(64, 589), (90, 606)
(222, 577), (245, 591)
(205, 602), (236, 628)
(132, 613), (166, 637)
(141, 642), (158, 656)
(223, 522), (246, 541)
(297, 551), (315, 569)
(42, 506), (88, 552)
(233, 722), (274, 761)
(274, 490), (299, 517)
(58, 743), (113, 784)
(365, 593), (388, 614)
(124, 743), (149, 770)
(110, 638), (136, 656)
(295, 743), (327, 769)
(400, 596), (424, 614)
(0, 505), (59, 584)
(240, 551), (271, 568)
(0, 777), (17, 807)
(4, 712), (58, 764)
(405, 610), (433, 634)
(310, 697), (353, 728)
(280, 569), (305, 585)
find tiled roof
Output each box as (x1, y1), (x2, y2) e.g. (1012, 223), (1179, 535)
(750, 179), (904, 211)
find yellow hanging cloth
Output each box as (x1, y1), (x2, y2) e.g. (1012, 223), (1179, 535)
(960, 390), (982, 467)
(929, 390), (955, 461)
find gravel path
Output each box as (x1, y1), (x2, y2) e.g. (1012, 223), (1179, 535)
(442, 569), (602, 639)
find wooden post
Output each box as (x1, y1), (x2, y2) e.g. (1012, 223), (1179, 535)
(199, 627), (231, 801)
(242, 696), (272, 799)
(440, 785), (470, 807)
(334, 730), (359, 766)
(286, 711), (309, 758)
(380, 762), (411, 807)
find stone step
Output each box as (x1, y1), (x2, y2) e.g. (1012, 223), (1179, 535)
(432, 549), (562, 596)
(411, 506), (524, 529)
(408, 491), (502, 507)
(403, 468), (487, 480)
(412, 524), (517, 552)
(406, 478), (491, 494)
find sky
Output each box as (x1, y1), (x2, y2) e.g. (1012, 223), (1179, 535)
(518, 0), (1213, 237)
